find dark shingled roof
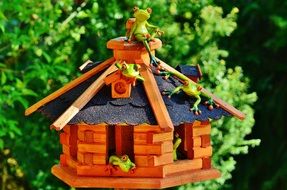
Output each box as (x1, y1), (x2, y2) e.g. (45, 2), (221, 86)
(39, 70), (230, 126)
(178, 65), (201, 78)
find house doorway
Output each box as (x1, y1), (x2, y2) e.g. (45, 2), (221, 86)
(107, 125), (134, 161)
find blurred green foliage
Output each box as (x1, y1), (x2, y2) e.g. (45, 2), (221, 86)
(0, 0), (266, 189)
(216, 1), (287, 190)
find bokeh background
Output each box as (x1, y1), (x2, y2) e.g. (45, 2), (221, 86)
(0, 0), (286, 189)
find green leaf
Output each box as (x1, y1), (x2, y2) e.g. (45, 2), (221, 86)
(0, 11), (6, 33)
(22, 89), (38, 96)
(14, 97), (29, 108)
(1, 72), (7, 84)
(43, 51), (52, 63)
(0, 139), (4, 150)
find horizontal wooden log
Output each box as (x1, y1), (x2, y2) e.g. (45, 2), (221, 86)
(60, 154), (67, 166)
(135, 153), (173, 167)
(200, 120), (210, 125)
(77, 152), (84, 164)
(94, 133), (107, 144)
(149, 132), (173, 143)
(60, 132), (70, 145)
(133, 124), (161, 133)
(191, 124), (211, 137)
(184, 121), (201, 128)
(62, 144), (70, 155)
(202, 157), (211, 169)
(201, 135), (211, 148)
(77, 152), (92, 165)
(164, 159), (203, 176)
(187, 146), (212, 159)
(134, 141), (173, 155)
(193, 137), (202, 147)
(77, 124), (107, 133)
(78, 130), (85, 142)
(77, 165), (165, 178)
(134, 132), (173, 144)
(66, 157), (78, 169)
(185, 137), (201, 151)
(63, 125), (70, 134)
(84, 130), (94, 143)
(192, 121), (202, 127)
(78, 143), (107, 154)
(78, 131), (107, 144)
(93, 154), (107, 165)
(134, 133), (148, 144)
(76, 153), (107, 165)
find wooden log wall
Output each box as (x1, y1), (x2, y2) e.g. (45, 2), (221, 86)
(76, 124), (108, 166)
(133, 124), (174, 167)
(175, 121), (212, 169)
(59, 125), (78, 169)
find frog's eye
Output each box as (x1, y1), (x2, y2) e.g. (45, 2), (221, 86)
(133, 6), (139, 12)
(147, 8), (152, 14)
(122, 63), (127, 70)
(134, 64), (140, 71)
(121, 155), (128, 161)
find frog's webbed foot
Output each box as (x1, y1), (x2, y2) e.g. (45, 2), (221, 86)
(150, 55), (159, 67)
(105, 164), (115, 175)
(204, 98), (219, 110)
(190, 105), (202, 115)
(129, 166), (136, 174)
(136, 75), (145, 82)
(162, 90), (173, 99)
(155, 69), (171, 80)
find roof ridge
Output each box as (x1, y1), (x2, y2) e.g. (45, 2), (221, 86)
(138, 59), (174, 131)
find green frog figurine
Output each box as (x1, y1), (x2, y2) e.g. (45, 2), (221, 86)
(127, 7), (163, 66)
(173, 133), (182, 161)
(108, 155), (136, 173)
(160, 69), (218, 115)
(115, 61), (144, 83)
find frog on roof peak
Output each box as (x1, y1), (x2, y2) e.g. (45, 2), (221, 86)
(128, 6), (163, 66)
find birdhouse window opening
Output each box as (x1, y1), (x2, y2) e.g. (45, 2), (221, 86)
(173, 121), (212, 165)
(173, 128), (187, 161)
(108, 125), (135, 162)
(107, 125), (116, 157)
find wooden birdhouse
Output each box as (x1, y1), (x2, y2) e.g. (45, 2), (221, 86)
(104, 70), (132, 98)
(25, 18), (245, 189)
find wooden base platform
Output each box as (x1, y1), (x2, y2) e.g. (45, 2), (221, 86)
(51, 165), (221, 189)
